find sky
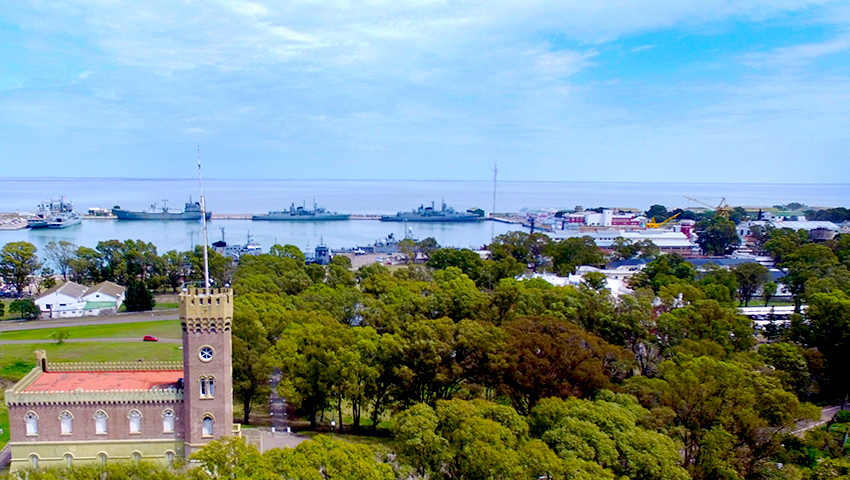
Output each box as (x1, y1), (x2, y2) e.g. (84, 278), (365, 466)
(2, 0), (849, 182)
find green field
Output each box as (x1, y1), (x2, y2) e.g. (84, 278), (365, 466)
(0, 319), (181, 341)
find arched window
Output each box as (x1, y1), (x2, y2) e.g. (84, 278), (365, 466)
(60, 411), (73, 435)
(65, 454), (73, 467)
(132, 452), (142, 464)
(202, 415), (214, 437)
(25, 411), (38, 436)
(98, 453), (107, 466)
(162, 409), (175, 433)
(129, 410), (142, 434)
(30, 455), (38, 469)
(94, 410), (108, 434)
(166, 451), (175, 465)
(200, 377), (216, 398)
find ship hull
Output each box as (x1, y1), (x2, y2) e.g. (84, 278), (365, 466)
(380, 215), (481, 222)
(252, 213), (350, 221)
(113, 210), (212, 220)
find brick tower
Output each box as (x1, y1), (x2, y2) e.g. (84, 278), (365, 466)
(180, 287), (233, 454)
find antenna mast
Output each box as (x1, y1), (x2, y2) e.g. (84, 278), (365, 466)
(198, 146), (210, 295)
(491, 160), (497, 242)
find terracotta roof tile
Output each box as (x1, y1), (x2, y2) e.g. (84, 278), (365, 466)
(25, 370), (183, 392)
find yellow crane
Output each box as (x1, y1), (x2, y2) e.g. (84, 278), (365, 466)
(684, 195), (730, 219)
(646, 211), (681, 229)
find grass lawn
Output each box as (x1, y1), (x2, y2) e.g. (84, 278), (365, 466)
(0, 319), (181, 342)
(0, 341), (183, 377)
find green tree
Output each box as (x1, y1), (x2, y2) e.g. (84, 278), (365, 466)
(232, 303), (274, 424)
(269, 244), (306, 264)
(695, 218), (740, 255)
(416, 237), (440, 258)
(626, 356), (819, 480)
(9, 298), (39, 319)
(546, 236), (604, 276)
(0, 241), (42, 295)
(263, 434), (394, 480)
(530, 393), (690, 480)
(44, 240), (77, 281)
(189, 436), (266, 480)
(490, 231), (552, 272)
(499, 316), (632, 415)
(732, 262), (770, 306)
(762, 281), (777, 306)
(426, 248), (484, 281)
(124, 279), (155, 311)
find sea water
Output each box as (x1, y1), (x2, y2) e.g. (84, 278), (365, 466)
(1, 178), (848, 256)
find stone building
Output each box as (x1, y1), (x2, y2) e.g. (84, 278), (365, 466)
(4, 287), (237, 471)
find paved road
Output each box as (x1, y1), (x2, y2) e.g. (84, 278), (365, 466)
(0, 309), (178, 332)
(793, 405), (843, 437)
(0, 337), (181, 345)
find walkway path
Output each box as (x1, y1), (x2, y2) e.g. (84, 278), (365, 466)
(793, 405), (842, 437)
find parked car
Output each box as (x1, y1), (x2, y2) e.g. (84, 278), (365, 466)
(143, 335), (158, 342)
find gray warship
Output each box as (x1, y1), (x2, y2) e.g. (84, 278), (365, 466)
(380, 201), (483, 222)
(112, 197), (212, 220)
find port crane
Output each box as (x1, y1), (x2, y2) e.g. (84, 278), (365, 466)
(646, 211), (681, 229)
(684, 195), (730, 219)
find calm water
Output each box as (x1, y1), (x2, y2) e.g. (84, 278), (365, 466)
(1, 178), (848, 257)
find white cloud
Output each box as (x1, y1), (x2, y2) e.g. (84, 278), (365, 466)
(535, 50), (598, 76)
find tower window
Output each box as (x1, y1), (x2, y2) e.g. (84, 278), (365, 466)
(208, 378), (215, 397)
(202, 415), (214, 437)
(95, 410), (108, 434)
(25, 412), (38, 436)
(162, 409), (175, 433)
(199, 346), (214, 362)
(60, 411), (73, 435)
(129, 410), (142, 434)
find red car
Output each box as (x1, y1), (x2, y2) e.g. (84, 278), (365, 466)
(143, 335), (158, 342)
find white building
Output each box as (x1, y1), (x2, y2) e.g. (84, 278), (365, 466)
(35, 281), (126, 318)
(549, 229), (695, 255)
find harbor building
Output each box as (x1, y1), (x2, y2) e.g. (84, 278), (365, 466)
(4, 287), (237, 471)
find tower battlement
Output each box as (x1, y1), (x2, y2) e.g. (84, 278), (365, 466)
(179, 288), (233, 331)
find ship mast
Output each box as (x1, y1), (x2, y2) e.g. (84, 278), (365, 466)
(198, 146), (210, 296)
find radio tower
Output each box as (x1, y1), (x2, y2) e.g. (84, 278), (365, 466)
(491, 160), (497, 242)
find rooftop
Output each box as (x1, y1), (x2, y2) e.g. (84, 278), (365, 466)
(25, 370), (182, 392)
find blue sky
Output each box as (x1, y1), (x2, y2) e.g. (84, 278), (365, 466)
(2, 0), (849, 182)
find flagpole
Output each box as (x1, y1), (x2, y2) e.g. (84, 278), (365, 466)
(198, 146), (210, 296)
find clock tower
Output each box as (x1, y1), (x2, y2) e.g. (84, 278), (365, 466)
(180, 287), (234, 453)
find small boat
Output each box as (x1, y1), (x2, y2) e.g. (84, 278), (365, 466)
(112, 197), (212, 220)
(252, 201), (350, 221)
(212, 228), (262, 260)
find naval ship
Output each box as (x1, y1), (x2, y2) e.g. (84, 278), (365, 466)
(112, 197), (212, 220)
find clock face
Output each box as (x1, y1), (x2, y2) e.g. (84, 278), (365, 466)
(199, 346), (214, 362)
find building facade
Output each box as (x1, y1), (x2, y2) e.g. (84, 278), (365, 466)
(4, 287), (236, 471)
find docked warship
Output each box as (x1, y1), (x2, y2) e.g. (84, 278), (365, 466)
(112, 197), (212, 220)
(381, 201), (483, 222)
(28, 197), (82, 229)
(252, 202), (350, 221)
